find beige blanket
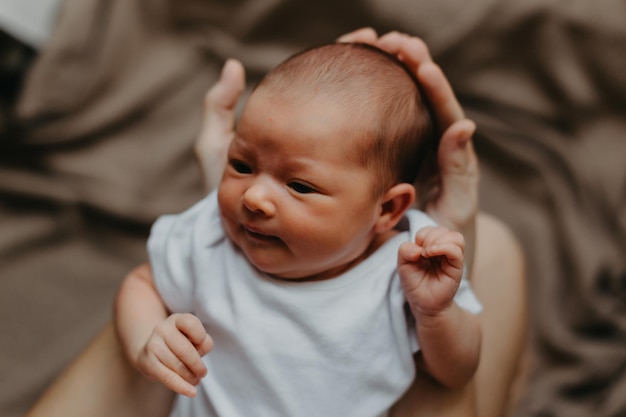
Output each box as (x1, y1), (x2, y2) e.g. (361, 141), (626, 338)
(1, 1), (624, 416)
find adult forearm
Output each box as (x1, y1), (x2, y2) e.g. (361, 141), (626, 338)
(25, 323), (175, 417)
(391, 371), (478, 417)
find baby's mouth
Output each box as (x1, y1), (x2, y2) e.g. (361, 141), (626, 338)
(244, 226), (281, 243)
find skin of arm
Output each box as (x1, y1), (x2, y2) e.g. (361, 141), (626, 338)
(398, 226), (481, 388)
(114, 263), (213, 397)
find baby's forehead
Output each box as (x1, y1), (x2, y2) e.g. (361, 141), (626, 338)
(249, 84), (379, 141)
(240, 86), (378, 158)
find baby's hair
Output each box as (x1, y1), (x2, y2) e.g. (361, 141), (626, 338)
(257, 42), (437, 197)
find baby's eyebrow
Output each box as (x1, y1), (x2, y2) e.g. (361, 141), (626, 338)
(279, 155), (320, 171)
(228, 137), (253, 156)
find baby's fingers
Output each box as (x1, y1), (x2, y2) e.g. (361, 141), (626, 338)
(415, 227), (464, 265)
(398, 241), (422, 265)
(169, 315), (212, 376)
(422, 241), (464, 268)
(174, 314), (214, 356)
(138, 340), (200, 397)
(414, 226), (450, 248)
(153, 360), (199, 397)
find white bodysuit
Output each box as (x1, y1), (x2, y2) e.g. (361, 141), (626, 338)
(149, 191), (482, 417)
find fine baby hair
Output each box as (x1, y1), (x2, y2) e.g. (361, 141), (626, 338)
(255, 42), (437, 196)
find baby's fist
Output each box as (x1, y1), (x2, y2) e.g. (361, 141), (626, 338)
(138, 313), (213, 397)
(398, 226), (465, 316)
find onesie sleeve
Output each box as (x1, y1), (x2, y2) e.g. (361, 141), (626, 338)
(147, 191), (221, 313)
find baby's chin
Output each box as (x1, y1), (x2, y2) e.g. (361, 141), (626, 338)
(255, 262), (347, 283)
(243, 255), (319, 282)
(248, 259), (303, 281)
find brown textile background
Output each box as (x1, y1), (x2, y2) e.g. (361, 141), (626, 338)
(1, 1), (624, 416)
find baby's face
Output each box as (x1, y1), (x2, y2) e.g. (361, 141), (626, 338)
(217, 88), (383, 281)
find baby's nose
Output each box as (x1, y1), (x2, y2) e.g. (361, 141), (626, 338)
(242, 182), (276, 216)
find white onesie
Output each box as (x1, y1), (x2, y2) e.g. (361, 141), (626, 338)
(149, 191), (482, 417)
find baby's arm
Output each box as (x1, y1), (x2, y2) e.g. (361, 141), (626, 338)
(114, 263), (213, 397)
(398, 226), (481, 388)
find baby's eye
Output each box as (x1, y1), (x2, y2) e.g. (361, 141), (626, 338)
(288, 181), (316, 194)
(230, 160), (252, 174)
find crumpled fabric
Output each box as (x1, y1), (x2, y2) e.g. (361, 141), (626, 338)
(1, 1), (624, 416)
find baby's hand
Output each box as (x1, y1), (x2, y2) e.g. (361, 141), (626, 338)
(137, 313), (213, 397)
(398, 226), (465, 316)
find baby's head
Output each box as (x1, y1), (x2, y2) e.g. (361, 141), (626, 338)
(218, 43), (436, 281)
(255, 42), (435, 197)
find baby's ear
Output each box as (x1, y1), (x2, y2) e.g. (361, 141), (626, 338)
(375, 183), (415, 233)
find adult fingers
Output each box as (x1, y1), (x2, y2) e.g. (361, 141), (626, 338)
(196, 59), (246, 189)
(204, 59), (245, 114)
(336, 27), (378, 44)
(417, 62), (465, 130)
(425, 119), (478, 278)
(425, 119), (479, 230)
(339, 30), (463, 132)
(438, 119), (477, 177)
(376, 32), (433, 68)
(376, 33), (464, 134)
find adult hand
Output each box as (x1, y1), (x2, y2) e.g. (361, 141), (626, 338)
(195, 59), (245, 192)
(339, 28), (479, 275)
(337, 28), (479, 234)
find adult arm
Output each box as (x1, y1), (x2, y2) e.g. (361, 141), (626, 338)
(195, 59), (245, 192)
(24, 322), (175, 417)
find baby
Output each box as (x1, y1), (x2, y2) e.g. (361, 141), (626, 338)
(115, 42), (482, 417)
